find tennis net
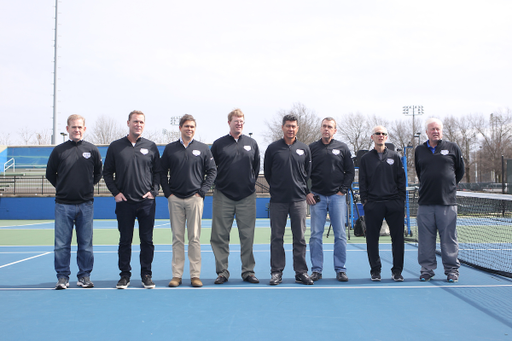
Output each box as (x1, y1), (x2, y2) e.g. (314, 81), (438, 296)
(405, 191), (512, 278)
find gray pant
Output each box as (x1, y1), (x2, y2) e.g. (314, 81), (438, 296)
(417, 205), (460, 276)
(210, 190), (256, 280)
(269, 200), (308, 275)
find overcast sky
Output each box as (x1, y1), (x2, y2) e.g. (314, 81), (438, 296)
(1, 0), (511, 148)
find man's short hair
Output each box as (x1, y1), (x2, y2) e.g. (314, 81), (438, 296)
(322, 117), (336, 129)
(228, 108), (244, 122)
(282, 114), (298, 126)
(372, 125), (388, 135)
(424, 118), (443, 131)
(128, 110), (145, 121)
(180, 114), (196, 127)
(67, 114), (85, 126)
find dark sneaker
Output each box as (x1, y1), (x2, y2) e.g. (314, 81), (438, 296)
(295, 273), (314, 285)
(336, 272), (349, 282)
(371, 272), (381, 281)
(116, 276), (130, 289)
(77, 276), (94, 288)
(55, 277), (69, 290)
(142, 275), (155, 289)
(392, 273), (404, 282)
(310, 272), (322, 281)
(269, 273), (282, 285)
(447, 273), (458, 283)
(420, 273), (434, 282)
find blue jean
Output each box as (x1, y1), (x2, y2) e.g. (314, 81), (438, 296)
(54, 201), (94, 280)
(309, 193), (347, 273)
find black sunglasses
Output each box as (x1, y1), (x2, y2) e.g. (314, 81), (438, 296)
(373, 132), (388, 136)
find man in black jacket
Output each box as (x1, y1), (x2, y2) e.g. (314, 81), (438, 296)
(160, 114), (217, 288)
(46, 114), (102, 290)
(415, 118), (464, 283)
(264, 114), (313, 286)
(103, 110), (161, 289)
(210, 109), (260, 285)
(359, 125), (406, 282)
(307, 117), (354, 282)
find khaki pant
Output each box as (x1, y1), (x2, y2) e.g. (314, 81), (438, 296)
(168, 195), (204, 278)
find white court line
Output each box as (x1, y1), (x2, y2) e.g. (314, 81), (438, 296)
(1, 284), (512, 291)
(0, 252), (51, 269)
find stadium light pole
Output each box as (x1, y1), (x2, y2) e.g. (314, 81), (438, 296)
(402, 106), (424, 148)
(51, 0), (59, 145)
(403, 106), (424, 184)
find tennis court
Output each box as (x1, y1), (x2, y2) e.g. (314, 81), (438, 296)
(1, 218), (512, 340)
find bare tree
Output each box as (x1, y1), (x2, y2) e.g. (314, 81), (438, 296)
(89, 115), (126, 144)
(263, 102), (321, 145)
(443, 115), (478, 183)
(145, 129), (180, 144)
(336, 112), (374, 155)
(0, 132), (13, 146)
(35, 129), (52, 145)
(471, 109), (512, 183)
(18, 127), (34, 145)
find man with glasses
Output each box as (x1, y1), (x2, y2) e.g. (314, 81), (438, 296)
(359, 126), (406, 282)
(306, 117), (354, 282)
(210, 109), (260, 284)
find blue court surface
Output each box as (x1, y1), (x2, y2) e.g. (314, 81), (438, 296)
(1, 221), (512, 340)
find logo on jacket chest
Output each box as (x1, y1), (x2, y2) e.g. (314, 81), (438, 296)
(244, 145), (252, 151)
(296, 149), (304, 156)
(192, 150), (201, 156)
(140, 148), (149, 155)
(386, 158), (394, 165)
(82, 152), (91, 159)
(441, 150), (449, 155)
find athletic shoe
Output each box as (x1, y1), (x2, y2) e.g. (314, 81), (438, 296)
(77, 276), (94, 288)
(310, 272), (322, 281)
(269, 273), (282, 285)
(371, 272), (381, 281)
(392, 273), (404, 282)
(336, 272), (349, 282)
(116, 276), (130, 289)
(55, 277), (69, 290)
(295, 273), (314, 285)
(447, 273), (458, 283)
(420, 273), (434, 282)
(142, 275), (155, 289)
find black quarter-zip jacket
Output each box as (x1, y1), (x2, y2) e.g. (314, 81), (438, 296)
(309, 138), (355, 196)
(264, 138), (311, 203)
(359, 148), (406, 203)
(46, 140), (103, 204)
(103, 136), (161, 202)
(211, 134), (260, 201)
(415, 140), (465, 206)
(160, 139), (217, 199)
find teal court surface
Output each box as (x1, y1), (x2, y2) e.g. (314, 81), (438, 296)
(1, 219), (512, 340)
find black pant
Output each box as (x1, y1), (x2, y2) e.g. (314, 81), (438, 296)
(269, 201), (308, 275)
(116, 199), (156, 279)
(364, 200), (404, 275)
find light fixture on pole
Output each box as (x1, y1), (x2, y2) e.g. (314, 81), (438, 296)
(402, 105), (424, 147)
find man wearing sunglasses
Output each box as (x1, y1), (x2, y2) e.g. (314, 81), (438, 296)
(359, 126), (406, 282)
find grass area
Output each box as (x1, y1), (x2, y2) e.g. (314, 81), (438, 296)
(0, 223), (374, 245)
